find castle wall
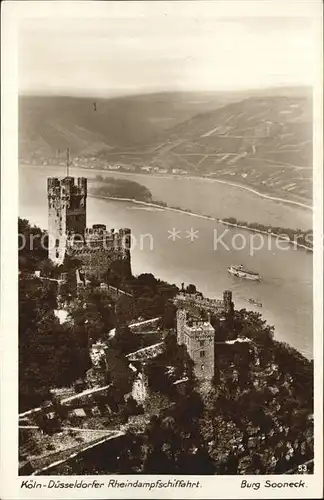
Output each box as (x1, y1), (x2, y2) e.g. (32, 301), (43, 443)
(174, 293), (225, 317)
(68, 247), (131, 279)
(174, 290), (233, 317)
(67, 228), (131, 278)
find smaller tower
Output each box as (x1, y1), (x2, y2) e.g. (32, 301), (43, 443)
(223, 290), (233, 314)
(116, 228), (132, 277)
(176, 308), (187, 345)
(117, 228), (132, 259)
(184, 320), (215, 381)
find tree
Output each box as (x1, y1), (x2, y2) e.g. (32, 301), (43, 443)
(128, 274), (178, 319)
(19, 276), (90, 411)
(186, 283), (197, 295)
(69, 287), (115, 344)
(232, 309), (274, 345)
(18, 218), (48, 272)
(162, 302), (176, 329)
(113, 323), (140, 355)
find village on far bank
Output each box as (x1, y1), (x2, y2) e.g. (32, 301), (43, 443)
(18, 175), (313, 476)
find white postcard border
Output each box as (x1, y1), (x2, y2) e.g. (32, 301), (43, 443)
(1, 1), (323, 499)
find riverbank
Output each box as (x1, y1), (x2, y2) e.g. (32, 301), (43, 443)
(92, 168), (313, 211)
(21, 164), (312, 211)
(197, 176), (312, 211)
(89, 193), (313, 252)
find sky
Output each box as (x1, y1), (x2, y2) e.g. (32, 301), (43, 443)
(18, 1), (320, 97)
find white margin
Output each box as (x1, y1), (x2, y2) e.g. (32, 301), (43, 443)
(1, 1), (323, 499)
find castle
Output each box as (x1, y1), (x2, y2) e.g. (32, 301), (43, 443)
(47, 176), (131, 278)
(175, 289), (233, 381)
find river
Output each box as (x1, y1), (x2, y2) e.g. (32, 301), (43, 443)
(19, 165), (313, 358)
(76, 168), (313, 230)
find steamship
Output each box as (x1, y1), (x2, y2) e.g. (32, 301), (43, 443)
(246, 297), (263, 307)
(227, 264), (261, 281)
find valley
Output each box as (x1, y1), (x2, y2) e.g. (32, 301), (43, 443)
(19, 87), (313, 204)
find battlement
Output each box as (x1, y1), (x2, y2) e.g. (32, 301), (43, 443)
(47, 177), (87, 199)
(86, 224), (107, 235)
(184, 320), (214, 336)
(67, 225), (131, 251)
(175, 289), (233, 315)
(175, 292), (224, 312)
(85, 225), (107, 236)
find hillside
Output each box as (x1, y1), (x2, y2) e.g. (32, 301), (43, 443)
(104, 93), (312, 202)
(19, 92), (234, 159)
(19, 88), (313, 202)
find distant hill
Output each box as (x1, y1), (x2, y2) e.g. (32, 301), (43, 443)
(19, 92), (236, 159)
(19, 87), (313, 202)
(155, 93), (312, 165)
(97, 90), (313, 202)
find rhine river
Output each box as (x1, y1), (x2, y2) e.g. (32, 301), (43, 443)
(19, 166), (313, 358)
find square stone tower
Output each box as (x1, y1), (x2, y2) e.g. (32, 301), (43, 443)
(47, 177), (87, 265)
(184, 320), (215, 380)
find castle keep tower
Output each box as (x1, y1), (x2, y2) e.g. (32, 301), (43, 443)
(48, 177), (87, 265)
(47, 174), (131, 278)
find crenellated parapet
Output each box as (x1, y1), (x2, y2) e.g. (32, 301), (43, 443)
(48, 177), (87, 206)
(174, 289), (233, 316)
(66, 225), (131, 256)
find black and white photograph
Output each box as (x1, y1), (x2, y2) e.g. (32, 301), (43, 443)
(1, 0), (323, 498)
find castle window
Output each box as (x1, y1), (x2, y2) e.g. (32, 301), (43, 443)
(56, 250), (59, 258)
(55, 239), (59, 247)
(201, 364), (205, 371)
(199, 340), (205, 347)
(200, 351), (205, 358)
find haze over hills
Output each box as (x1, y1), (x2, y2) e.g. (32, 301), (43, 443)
(19, 92), (236, 158)
(19, 87), (313, 203)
